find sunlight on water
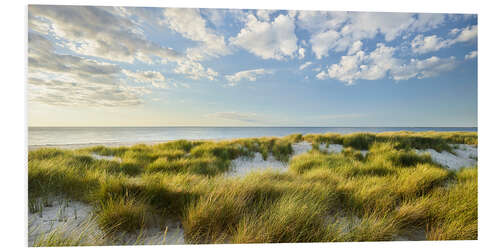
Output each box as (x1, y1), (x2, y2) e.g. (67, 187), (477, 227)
(29, 127), (477, 149)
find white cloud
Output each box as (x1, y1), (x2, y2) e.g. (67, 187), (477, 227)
(298, 47), (306, 59)
(411, 13), (447, 32)
(122, 70), (167, 88)
(28, 32), (152, 106)
(449, 28), (460, 35)
(174, 60), (219, 80)
(411, 25), (478, 54)
(204, 111), (260, 123)
(411, 34), (451, 54)
(162, 8), (230, 60)
(28, 77), (150, 106)
(391, 56), (457, 81)
(297, 11), (448, 59)
(230, 13), (298, 60)
(225, 68), (273, 86)
(347, 40), (363, 55)
(299, 61), (313, 70)
(29, 6), (222, 83)
(28, 6), (181, 64)
(316, 71), (328, 80)
(297, 11), (347, 34)
(455, 25), (478, 43)
(325, 43), (398, 84)
(317, 43), (457, 84)
(201, 8), (225, 27)
(309, 29), (341, 59)
(465, 50), (477, 60)
(256, 9), (277, 21)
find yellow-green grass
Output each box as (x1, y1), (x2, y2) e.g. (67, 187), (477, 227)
(28, 131), (478, 245)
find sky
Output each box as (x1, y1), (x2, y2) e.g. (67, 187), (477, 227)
(27, 6), (477, 127)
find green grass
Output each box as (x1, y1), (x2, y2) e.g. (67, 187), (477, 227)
(28, 131), (478, 245)
(96, 196), (153, 233)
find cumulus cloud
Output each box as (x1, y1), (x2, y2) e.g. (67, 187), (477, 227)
(28, 33), (121, 80)
(411, 34), (451, 54)
(230, 13), (298, 60)
(298, 47), (306, 59)
(299, 61), (313, 70)
(28, 5), (221, 82)
(465, 50), (477, 60)
(317, 43), (457, 84)
(411, 25), (477, 54)
(225, 69), (274, 86)
(161, 8), (230, 60)
(454, 25), (478, 43)
(256, 9), (277, 21)
(296, 11), (347, 34)
(325, 43), (399, 84)
(122, 70), (167, 88)
(316, 71), (328, 80)
(309, 29), (341, 59)
(297, 11), (448, 59)
(174, 60), (219, 80)
(391, 56), (457, 81)
(28, 5), (182, 64)
(28, 32), (155, 106)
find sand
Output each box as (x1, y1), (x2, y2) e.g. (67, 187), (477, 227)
(226, 142), (313, 177)
(318, 143), (343, 153)
(29, 142), (478, 245)
(416, 144), (477, 171)
(90, 153), (122, 162)
(228, 142), (477, 177)
(28, 197), (184, 246)
(227, 142), (378, 178)
(28, 197), (95, 246)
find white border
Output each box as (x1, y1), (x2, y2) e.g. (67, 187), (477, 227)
(1, 1), (498, 250)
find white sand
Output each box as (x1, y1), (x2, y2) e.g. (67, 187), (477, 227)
(318, 143), (368, 156)
(226, 142), (313, 177)
(227, 142), (375, 177)
(28, 197), (184, 246)
(292, 141), (313, 155)
(416, 144), (477, 171)
(318, 143), (343, 153)
(28, 198), (95, 246)
(226, 153), (288, 177)
(91, 153), (122, 162)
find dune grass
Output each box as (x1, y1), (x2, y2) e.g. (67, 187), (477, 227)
(28, 131), (478, 245)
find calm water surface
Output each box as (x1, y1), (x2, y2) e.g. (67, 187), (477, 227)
(28, 127), (477, 149)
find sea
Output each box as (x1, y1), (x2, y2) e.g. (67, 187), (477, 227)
(28, 127), (477, 149)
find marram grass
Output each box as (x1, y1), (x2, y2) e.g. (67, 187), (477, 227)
(28, 131), (478, 245)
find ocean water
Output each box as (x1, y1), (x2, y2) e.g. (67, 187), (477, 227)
(28, 127), (477, 149)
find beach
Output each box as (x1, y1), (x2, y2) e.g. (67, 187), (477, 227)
(28, 131), (478, 245)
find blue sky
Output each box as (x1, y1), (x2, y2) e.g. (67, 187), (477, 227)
(27, 6), (477, 127)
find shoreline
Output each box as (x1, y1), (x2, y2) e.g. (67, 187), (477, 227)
(28, 139), (222, 151)
(28, 131), (478, 245)
(28, 130), (478, 151)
